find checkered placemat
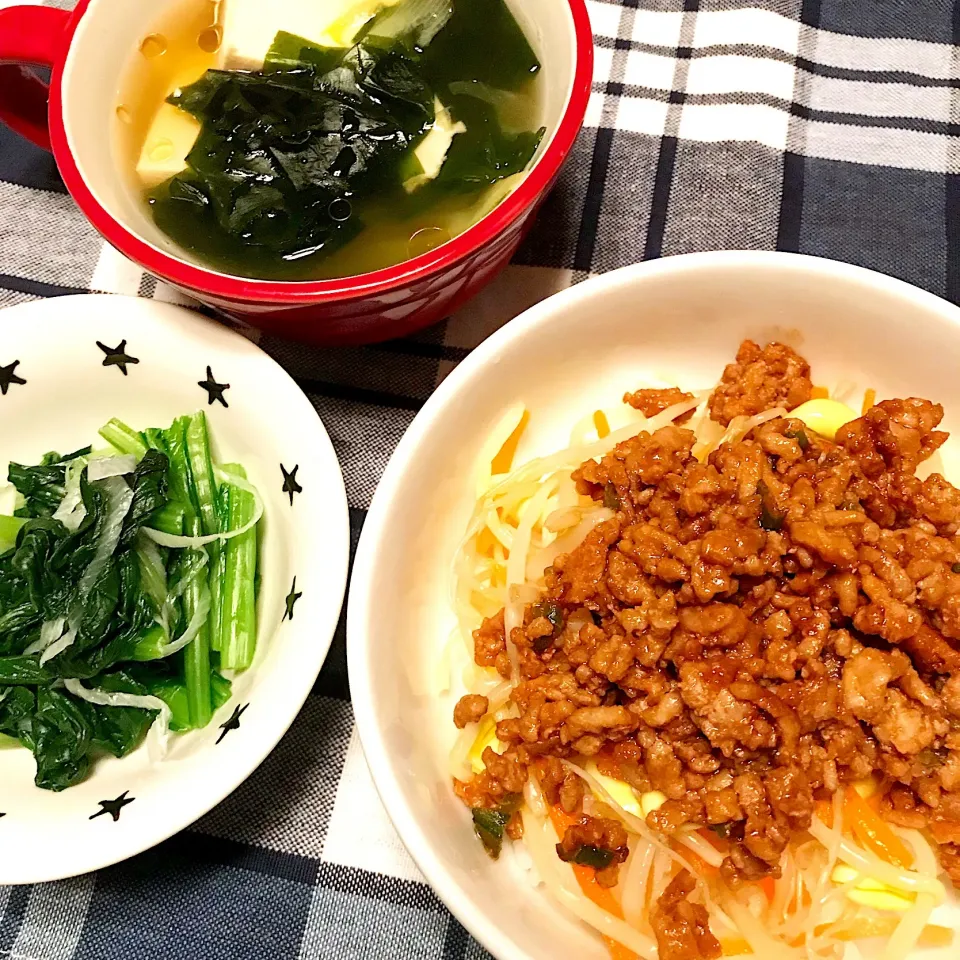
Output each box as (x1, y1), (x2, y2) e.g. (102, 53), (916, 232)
(2, 0), (959, 956)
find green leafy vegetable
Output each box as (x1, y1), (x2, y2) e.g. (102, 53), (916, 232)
(471, 793), (521, 858)
(603, 482), (621, 512)
(367, 0), (454, 54)
(756, 480), (784, 532)
(472, 808), (511, 858)
(0, 414), (261, 790)
(419, 0), (540, 90)
(218, 466), (258, 671)
(557, 844), (616, 870)
(265, 31), (347, 75)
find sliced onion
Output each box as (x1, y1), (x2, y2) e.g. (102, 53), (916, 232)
(88, 454), (136, 482)
(24, 617), (66, 656)
(64, 678), (168, 715)
(40, 625), (76, 665)
(142, 468), (262, 548)
(156, 585), (211, 657)
(64, 679), (171, 754)
(53, 459), (87, 532)
(78, 476), (133, 598)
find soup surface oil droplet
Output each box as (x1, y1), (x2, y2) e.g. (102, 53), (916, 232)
(149, 138), (175, 162)
(139, 33), (167, 59)
(408, 226), (451, 258)
(328, 198), (353, 223)
(198, 26), (222, 53)
(115, 104), (132, 125)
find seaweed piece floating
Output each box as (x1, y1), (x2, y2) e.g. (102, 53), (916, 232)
(135, 0), (544, 281)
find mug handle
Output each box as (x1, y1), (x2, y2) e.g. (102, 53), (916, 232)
(0, 5), (72, 151)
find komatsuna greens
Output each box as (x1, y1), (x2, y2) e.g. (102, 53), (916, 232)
(0, 411), (261, 791)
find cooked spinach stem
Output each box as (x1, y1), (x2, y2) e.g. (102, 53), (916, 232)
(163, 417), (195, 508)
(218, 465), (258, 671)
(181, 516), (213, 727)
(0, 515), (25, 553)
(130, 624), (169, 662)
(184, 412), (224, 654)
(209, 492), (230, 652)
(184, 413), (218, 533)
(148, 501), (186, 536)
(98, 419), (149, 460)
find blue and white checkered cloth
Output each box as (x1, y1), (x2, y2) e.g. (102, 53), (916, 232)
(2, 0), (960, 956)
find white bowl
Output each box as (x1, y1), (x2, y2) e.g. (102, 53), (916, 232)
(0, 294), (349, 883)
(348, 251), (960, 960)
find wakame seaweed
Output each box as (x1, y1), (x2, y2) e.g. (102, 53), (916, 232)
(147, 0), (545, 280)
(0, 412), (256, 791)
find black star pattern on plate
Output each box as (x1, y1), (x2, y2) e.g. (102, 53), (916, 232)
(0, 360), (26, 396)
(281, 464), (303, 505)
(217, 703), (249, 744)
(90, 791), (135, 822)
(283, 577), (303, 622)
(96, 339), (140, 376)
(0, 812), (6, 819)
(198, 366), (230, 407)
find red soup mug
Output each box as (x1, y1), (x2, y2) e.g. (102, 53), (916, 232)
(0, 0), (593, 345)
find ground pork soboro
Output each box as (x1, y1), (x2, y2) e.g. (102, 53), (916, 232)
(651, 870), (722, 960)
(707, 340), (812, 426)
(454, 339), (960, 951)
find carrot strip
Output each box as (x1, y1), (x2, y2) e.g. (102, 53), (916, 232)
(548, 806), (638, 960)
(491, 410), (530, 475)
(861, 388), (876, 415)
(759, 875), (776, 903)
(844, 786), (914, 869)
(593, 410), (611, 439)
(811, 385), (830, 400)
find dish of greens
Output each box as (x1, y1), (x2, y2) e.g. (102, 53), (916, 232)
(0, 293), (349, 886)
(0, 410), (262, 792)
(144, 0), (546, 280)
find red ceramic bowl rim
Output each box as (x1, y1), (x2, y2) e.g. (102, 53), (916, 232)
(47, 0), (594, 306)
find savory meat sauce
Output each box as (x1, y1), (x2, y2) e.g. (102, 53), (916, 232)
(453, 340), (960, 959)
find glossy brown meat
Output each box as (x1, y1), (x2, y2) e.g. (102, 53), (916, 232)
(455, 340), (960, 904)
(707, 340), (812, 426)
(651, 870), (722, 960)
(624, 387), (695, 418)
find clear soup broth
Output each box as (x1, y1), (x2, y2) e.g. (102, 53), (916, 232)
(116, 0), (544, 282)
